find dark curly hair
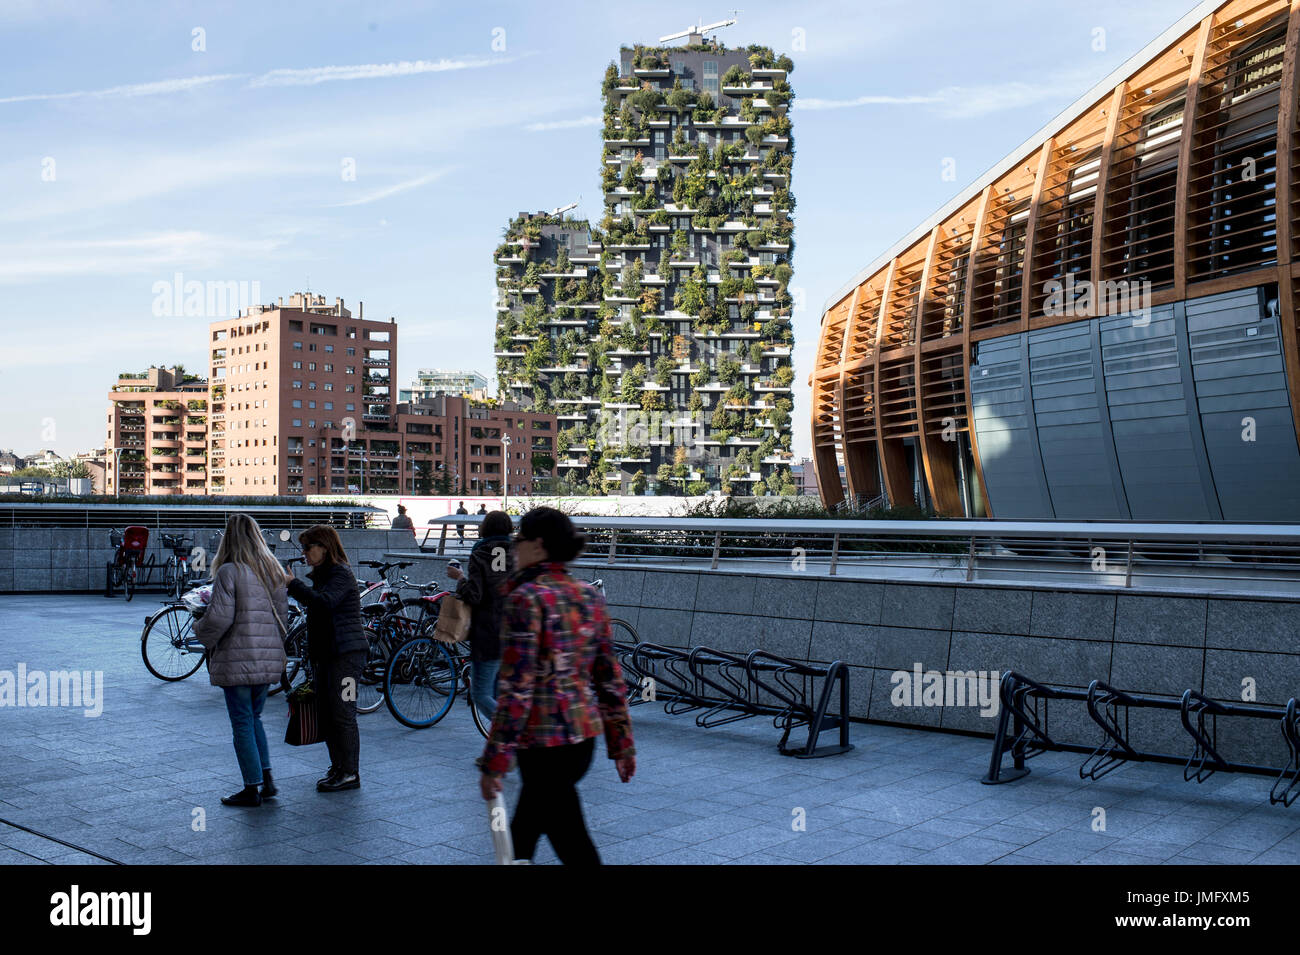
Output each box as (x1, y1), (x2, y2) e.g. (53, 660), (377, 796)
(518, 506), (585, 563)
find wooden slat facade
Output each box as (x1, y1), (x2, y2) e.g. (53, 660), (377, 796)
(811, 0), (1297, 516)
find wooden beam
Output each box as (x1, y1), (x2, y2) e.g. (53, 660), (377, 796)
(811, 373), (845, 508)
(1172, 15), (1214, 298)
(1090, 84), (1127, 311)
(912, 226), (960, 514)
(832, 285), (863, 501)
(1020, 138), (1055, 331)
(961, 185), (994, 517)
(872, 258), (898, 504)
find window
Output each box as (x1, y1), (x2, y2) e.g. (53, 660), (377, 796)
(309, 344), (316, 352)
(703, 60), (718, 96)
(308, 382), (317, 390)
(325, 345), (334, 353)
(324, 382), (333, 391)
(293, 380), (302, 389)
(323, 363), (333, 372)
(292, 418), (302, 427)
(346, 403), (355, 411)
(292, 400), (302, 409)
(308, 362), (316, 371)
(292, 361), (302, 370)
(308, 400), (316, 409)
(346, 366), (356, 375)
(293, 342), (303, 351)
(346, 347), (355, 356)
(324, 402), (333, 410)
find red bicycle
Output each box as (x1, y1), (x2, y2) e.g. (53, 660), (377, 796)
(108, 526), (149, 602)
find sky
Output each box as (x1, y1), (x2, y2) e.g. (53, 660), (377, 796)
(0, 0), (1204, 460)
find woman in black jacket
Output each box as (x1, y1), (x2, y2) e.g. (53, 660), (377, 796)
(285, 524), (367, 792)
(446, 510), (514, 719)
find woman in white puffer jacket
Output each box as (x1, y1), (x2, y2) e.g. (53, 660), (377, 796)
(194, 514), (288, 808)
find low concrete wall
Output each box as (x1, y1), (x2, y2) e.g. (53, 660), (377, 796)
(0, 526), (422, 594)
(583, 561), (1300, 768)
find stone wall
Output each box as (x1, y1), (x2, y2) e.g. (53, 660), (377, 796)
(584, 562), (1300, 768)
(0, 526), (422, 594)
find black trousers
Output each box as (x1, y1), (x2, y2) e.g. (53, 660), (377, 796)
(316, 651), (364, 776)
(512, 738), (600, 865)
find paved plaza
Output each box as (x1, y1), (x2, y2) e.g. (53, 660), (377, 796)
(3, 594), (1300, 865)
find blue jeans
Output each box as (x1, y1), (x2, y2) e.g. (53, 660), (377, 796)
(469, 659), (499, 721)
(222, 684), (271, 786)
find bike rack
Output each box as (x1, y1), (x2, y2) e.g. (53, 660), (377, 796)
(623, 641), (852, 758)
(984, 670), (1300, 806)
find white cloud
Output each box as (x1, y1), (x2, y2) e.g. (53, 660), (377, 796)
(525, 115), (601, 132)
(249, 56), (510, 87)
(0, 73), (246, 105)
(796, 94), (940, 110)
(795, 71), (1105, 119)
(330, 168), (453, 207)
(0, 231), (290, 283)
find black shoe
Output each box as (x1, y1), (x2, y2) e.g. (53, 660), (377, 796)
(316, 766), (339, 788)
(221, 786), (262, 807)
(317, 773), (360, 792)
(260, 771), (278, 799)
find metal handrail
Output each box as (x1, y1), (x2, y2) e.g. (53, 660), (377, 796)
(404, 515), (1300, 596)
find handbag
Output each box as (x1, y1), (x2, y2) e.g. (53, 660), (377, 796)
(284, 682), (323, 746)
(433, 593), (472, 643)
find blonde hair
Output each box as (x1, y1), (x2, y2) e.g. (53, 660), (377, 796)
(212, 513), (285, 604)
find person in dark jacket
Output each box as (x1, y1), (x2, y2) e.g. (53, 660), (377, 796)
(446, 510), (514, 718)
(285, 524), (367, 792)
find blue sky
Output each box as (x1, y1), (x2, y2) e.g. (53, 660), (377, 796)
(0, 0), (1201, 459)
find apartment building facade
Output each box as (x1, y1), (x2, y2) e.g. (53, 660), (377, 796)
(104, 366), (209, 496)
(494, 39), (798, 496)
(207, 293), (556, 497)
(398, 368), (491, 403)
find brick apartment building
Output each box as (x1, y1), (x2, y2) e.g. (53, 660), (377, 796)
(205, 293), (555, 497)
(104, 366), (209, 496)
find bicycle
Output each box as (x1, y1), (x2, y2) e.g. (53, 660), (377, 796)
(160, 533), (196, 600)
(382, 576), (641, 735)
(141, 590), (210, 681)
(108, 526), (149, 602)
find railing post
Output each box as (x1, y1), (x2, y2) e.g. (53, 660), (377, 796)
(608, 530), (618, 565)
(966, 535), (976, 581)
(1124, 539), (1134, 588)
(710, 530), (721, 570)
(829, 533), (840, 576)
(437, 523), (447, 556)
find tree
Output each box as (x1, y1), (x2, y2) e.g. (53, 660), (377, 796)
(413, 460), (433, 495)
(687, 480), (710, 496)
(630, 470), (647, 495)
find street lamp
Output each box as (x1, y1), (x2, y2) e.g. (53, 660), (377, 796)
(501, 433), (512, 509)
(112, 447), (124, 500)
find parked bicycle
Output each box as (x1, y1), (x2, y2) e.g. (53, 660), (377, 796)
(159, 533), (196, 600)
(382, 577), (640, 735)
(108, 526), (149, 602)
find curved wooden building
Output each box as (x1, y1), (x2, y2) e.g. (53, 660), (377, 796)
(812, 0), (1300, 521)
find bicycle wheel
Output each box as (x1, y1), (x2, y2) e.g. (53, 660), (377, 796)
(124, 562), (137, 602)
(270, 623), (307, 697)
(384, 637), (457, 728)
(356, 626), (386, 714)
(467, 665), (492, 738)
(162, 557), (177, 598)
(141, 606), (206, 681)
